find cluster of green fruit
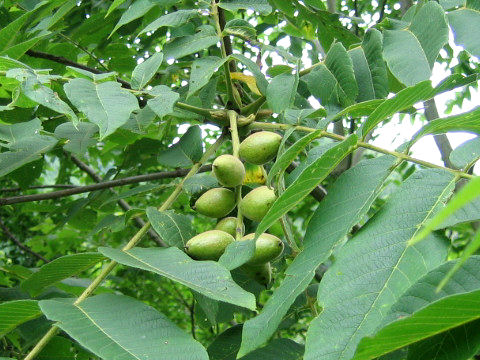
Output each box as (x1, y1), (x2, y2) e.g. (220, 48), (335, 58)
(185, 131), (283, 285)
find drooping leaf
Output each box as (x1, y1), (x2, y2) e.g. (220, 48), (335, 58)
(218, 239), (256, 271)
(6, 69), (78, 123)
(209, 325), (304, 360)
(352, 256), (480, 359)
(437, 230), (480, 291)
(448, 7), (480, 57)
(435, 197), (480, 229)
(146, 207), (194, 248)
(131, 52), (164, 90)
(266, 73), (298, 113)
(304, 169), (454, 360)
(40, 294), (208, 360)
(383, 2), (448, 86)
(361, 80), (434, 138)
(218, 0), (272, 15)
(307, 43), (358, 107)
(21, 253), (105, 296)
(411, 175), (480, 245)
(110, 0), (162, 36)
(157, 125), (203, 167)
(164, 32), (220, 60)
(99, 246), (256, 310)
(354, 290), (480, 360)
(0, 135), (57, 177)
(238, 155), (397, 357)
(0, 300), (42, 337)
(411, 107), (480, 143)
(54, 122), (98, 155)
(0, 118), (41, 143)
(254, 134), (358, 239)
(449, 136), (480, 169)
(138, 9), (199, 36)
(408, 1), (449, 68)
(188, 56), (227, 97)
(147, 85), (180, 119)
(64, 79), (139, 139)
(348, 29), (388, 102)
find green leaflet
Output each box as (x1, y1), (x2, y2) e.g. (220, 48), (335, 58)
(64, 79), (139, 139)
(254, 134), (358, 239)
(131, 52), (164, 90)
(146, 207), (195, 248)
(411, 175), (480, 245)
(304, 168), (455, 360)
(382, 2), (448, 86)
(237, 155), (397, 357)
(0, 300), (42, 337)
(21, 253), (105, 296)
(410, 107), (480, 144)
(266, 130), (323, 188)
(354, 257), (480, 360)
(99, 246), (256, 310)
(40, 294), (208, 360)
(449, 136), (480, 169)
(448, 7), (480, 58)
(348, 28), (388, 102)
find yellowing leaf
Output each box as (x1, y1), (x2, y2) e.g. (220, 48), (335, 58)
(230, 72), (261, 95)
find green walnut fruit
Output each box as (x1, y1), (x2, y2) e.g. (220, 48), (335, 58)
(241, 262), (272, 285)
(239, 186), (276, 222)
(240, 233), (284, 265)
(239, 131), (282, 165)
(185, 230), (234, 260)
(194, 188), (236, 218)
(215, 217), (243, 238)
(267, 220), (284, 238)
(212, 154), (246, 187)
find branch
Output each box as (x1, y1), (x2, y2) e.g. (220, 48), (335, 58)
(0, 218), (49, 263)
(25, 50), (131, 89)
(250, 122), (474, 180)
(0, 184), (76, 193)
(424, 98), (455, 169)
(67, 153), (165, 246)
(378, 0), (388, 22)
(0, 165), (212, 206)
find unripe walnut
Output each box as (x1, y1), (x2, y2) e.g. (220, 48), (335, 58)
(194, 188), (235, 218)
(239, 131), (282, 165)
(185, 230), (234, 260)
(212, 154), (245, 187)
(215, 217), (243, 238)
(239, 233), (284, 265)
(239, 186), (276, 222)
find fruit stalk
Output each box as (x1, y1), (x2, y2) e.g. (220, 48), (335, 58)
(24, 133), (226, 360)
(228, 110), (245, 240)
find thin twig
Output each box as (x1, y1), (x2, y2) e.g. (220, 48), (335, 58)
(251, 122), (475, 180)
(0, 165), (212, 206)
(0, 218), (49, 263)
(0, 184), (77, 193)
(67, 153), (165, 246)
(25, 50), (131, 88)
(58, 33), (109, 72)
(378, 0), (388, 22)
